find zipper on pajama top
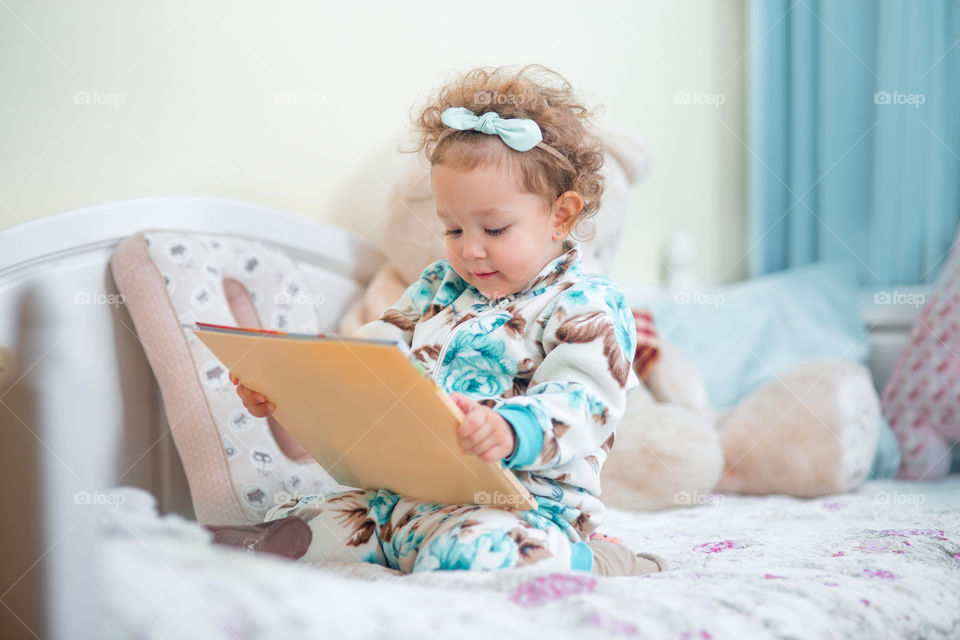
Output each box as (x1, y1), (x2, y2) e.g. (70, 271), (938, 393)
(431, 296), (514, 384)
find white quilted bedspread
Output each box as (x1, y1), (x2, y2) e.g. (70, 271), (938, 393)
(101, 478), (960, 639)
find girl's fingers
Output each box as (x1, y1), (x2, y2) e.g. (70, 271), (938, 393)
(476, 444), (506, 463)
(461, 421), (492, 448)
(474, 437), (509, 462)
(465, 410), (484, 430)
(472, 435), (499, 456)
(235, 384), (272, 415)
(247, 397), (269, 413)
(229, 372), (239, 385)
(237, 384), (267, 405)
(457, 410), (485, 440)
(451, 393), (475, 414)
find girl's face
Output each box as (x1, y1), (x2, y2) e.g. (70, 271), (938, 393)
(431, 162), (569, 300)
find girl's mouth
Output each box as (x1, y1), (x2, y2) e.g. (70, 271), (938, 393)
(474, 271), (498, 279)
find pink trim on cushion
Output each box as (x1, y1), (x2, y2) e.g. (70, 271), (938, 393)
(111, 232), (245, 524)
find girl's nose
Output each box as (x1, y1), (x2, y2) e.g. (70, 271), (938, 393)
(462, 237), (486, 259)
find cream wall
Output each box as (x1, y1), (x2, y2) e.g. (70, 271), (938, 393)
(0, 0), (745, 284)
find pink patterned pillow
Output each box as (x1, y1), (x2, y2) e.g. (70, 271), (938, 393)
(882, 229), (960, 479)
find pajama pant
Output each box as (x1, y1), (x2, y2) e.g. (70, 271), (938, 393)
(263, 488), (593, 574)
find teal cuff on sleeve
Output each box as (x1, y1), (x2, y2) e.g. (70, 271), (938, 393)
(570, 542), (593, 572)
(494, 404), (544, 468)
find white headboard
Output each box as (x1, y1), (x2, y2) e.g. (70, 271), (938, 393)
(0, 196), (385, 638)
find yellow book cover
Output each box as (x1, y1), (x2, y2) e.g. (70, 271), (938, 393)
(193, 323), (536, 510)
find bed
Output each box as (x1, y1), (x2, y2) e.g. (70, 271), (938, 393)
(0, 196), (956, 639)
(101, 477), (960, 639)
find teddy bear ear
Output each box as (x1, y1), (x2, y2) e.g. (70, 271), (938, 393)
(599, 128), (651, 186)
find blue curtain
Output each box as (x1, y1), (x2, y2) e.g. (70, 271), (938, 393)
(747, 0), (960, 285)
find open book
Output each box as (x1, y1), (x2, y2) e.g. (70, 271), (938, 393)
(193, 323), (536, 510)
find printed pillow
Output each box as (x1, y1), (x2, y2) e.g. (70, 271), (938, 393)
(112, 231), (343, 525)
(882, 229), (960, 480)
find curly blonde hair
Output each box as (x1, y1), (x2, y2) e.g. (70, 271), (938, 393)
(411, 65), (604, 241)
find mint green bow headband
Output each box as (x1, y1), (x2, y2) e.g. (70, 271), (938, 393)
(439, 106), (572, 169)
(440, 107), (543, 151)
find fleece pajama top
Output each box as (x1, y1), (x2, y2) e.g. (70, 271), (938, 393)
(267, 239), (640, 572)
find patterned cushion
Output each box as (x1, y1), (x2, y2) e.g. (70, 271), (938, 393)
(111, 231), (342, 525)
(882, 229), (960, 479)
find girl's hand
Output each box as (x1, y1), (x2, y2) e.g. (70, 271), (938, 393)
(229, 371), (275, 418)
(450, 393), (517, 463)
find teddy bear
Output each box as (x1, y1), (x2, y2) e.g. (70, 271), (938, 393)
(602, 347), (882, 510)
(340, 128), (884, 511)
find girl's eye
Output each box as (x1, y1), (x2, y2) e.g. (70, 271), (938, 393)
(443, 229), (462, 237)
(486, 227), (508, 236)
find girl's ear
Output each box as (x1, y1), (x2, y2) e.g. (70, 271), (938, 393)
(553, 191), (584, 234)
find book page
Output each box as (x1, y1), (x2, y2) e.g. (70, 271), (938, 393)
(195, 327), (536, 510)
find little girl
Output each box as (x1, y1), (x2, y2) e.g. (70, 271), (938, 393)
(231, 65), (666, 576)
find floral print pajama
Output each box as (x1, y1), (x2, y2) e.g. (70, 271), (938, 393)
(269, 240), (639, 572)
(265, 489), (589, 572)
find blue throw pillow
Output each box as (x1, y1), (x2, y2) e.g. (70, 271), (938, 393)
(638, 260), (869, 410)
(634, 260), (901, 476)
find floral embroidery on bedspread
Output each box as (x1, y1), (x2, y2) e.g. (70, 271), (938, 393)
(99, 479), (960, 639)
(510, 573), (595, 607)
(862, 568), (897, 580)
(692, 539), (745, 553)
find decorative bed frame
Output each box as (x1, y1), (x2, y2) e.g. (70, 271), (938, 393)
(0, 196), (920, 638)
(0, 196), (384, 638)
